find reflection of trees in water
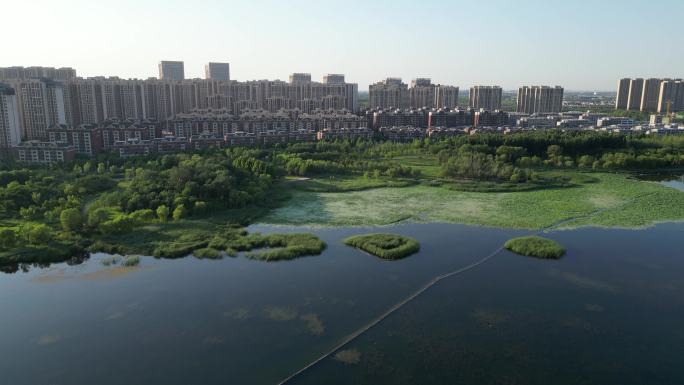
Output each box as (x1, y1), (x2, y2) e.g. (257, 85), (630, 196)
(0, 254), (89, 275)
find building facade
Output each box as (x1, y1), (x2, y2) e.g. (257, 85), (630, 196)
(9, 79), (67, 140)
(0, 84), (22, 150)
(516, 86), (564, 114)
(470, 86), (502, 110)
(205, 62), (230, 81)
(159, 61), (185, 81)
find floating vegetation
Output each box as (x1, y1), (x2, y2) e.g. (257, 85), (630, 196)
(101, 256), (120, 266)
(121, 256), (141, 267)
(245, 233), (326, 261)
(193, 247), (222, 259)
(334, 349), (361, 365)
(300, 313), (325, 336)
(224, 308), (252, 320)
(344, 233), (420, 260)
(264, 306), (298, 321)
(504, 236), (565, 259)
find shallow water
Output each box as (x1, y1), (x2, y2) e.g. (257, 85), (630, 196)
(0, 223), (683, 385)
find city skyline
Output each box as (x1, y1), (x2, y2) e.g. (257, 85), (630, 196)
(4, 0), (684, 91)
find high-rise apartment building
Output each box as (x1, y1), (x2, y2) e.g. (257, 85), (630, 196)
(289, 73), (312, 84)
(516, 86), (564, 114)
(617, 77), (684, 113)
(0, 83), (22, 149)
(470, 86), (502, 110)
(627, 78), (644, 111)
(615, 78), (630, 109)
(158, 61), (185, 81)
(370, 78), (459, 109)
(65, 78), (104, 125)
(434, 85), (459, 109)
(410, 78), (435, 108)
(369, 78), (409, 109)
(640, 78), (662, 112)
(10, 79), (67, 140)
(205, 62), (230, 81)
(0, 66), (76, 81)
(323, 74), (345, 84)
(657, 79), (684, 113)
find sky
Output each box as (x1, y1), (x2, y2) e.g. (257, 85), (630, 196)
(3, 0), (683, 91)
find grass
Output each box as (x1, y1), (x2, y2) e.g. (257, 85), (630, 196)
(344, 233), (420, 260)
(262, 172), (684, 230)
(193, 247), (222, 259)
(89, 221), (326, 262)
(504, 236), (566, 259)
(245, 233), (327, 261)
(291, 175), (415, 192)
(122, 255), (141, 266)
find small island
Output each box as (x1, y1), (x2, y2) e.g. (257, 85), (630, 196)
(344, 233), (420, 260)
(504, 236), (566, 259)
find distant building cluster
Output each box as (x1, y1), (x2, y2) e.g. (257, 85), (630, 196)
(369, 78), (459, 109)
(0, 62), (359, 149)
(615, 78), (684, 113)
(2, 62), (683, 164)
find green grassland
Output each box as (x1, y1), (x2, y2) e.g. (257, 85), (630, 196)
(262, 172), (684, 230)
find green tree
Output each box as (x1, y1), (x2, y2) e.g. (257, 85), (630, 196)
(97, 163), (106, 174)
(60, 208), (83, 232)
(156, 205), (170, 222)
(194, 201), (208, 216)
(87, 207), (112, 228)
(19, 223), (52, 245)
(547, 145), (563, 158)
(83, 162), (92, 173)
(172, 204), (187, 221)
(0, 228), (17, 249)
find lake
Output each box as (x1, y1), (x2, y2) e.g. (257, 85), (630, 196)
(0, 222), (683, 385)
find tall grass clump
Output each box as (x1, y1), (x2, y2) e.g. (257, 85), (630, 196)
(246, 233), (326, 261)
(504, 236), (565, 259)
(344, 233), (420, 260)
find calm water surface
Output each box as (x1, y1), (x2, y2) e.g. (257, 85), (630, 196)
(0, 222), (683, 385)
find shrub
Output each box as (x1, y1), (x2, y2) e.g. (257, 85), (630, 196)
(0, 228), (17, 250)
(504, 236), (565, 259)
(343, 233), (420, 260)
(156, 205), (169, 222)
(172, 204), (187, 221)
(60, 208), (83, 232)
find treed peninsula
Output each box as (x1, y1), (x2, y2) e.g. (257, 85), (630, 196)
(1, 131), (684, 269)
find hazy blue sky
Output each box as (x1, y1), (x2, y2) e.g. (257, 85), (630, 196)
(3, 0), (683, 90)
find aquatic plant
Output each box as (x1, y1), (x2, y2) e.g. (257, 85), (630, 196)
(343, 233), (420, 260)
(245, 233), (326, 261)
(193, 247), (222, 259)
(504, 236), (565, 259)
(122, 255), (141, 266)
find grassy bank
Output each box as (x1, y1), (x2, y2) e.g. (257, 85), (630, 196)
(262, 172), (684, 230)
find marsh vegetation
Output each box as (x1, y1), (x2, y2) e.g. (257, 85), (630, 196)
(344, 233), (420, 260)
(504, 236), (566, 259)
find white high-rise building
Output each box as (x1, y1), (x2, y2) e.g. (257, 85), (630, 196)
(470, 86), (502, 110)
(10, 79), (66, 140)
(0, 83), (22, 149)
(517, 86), (564, 114)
